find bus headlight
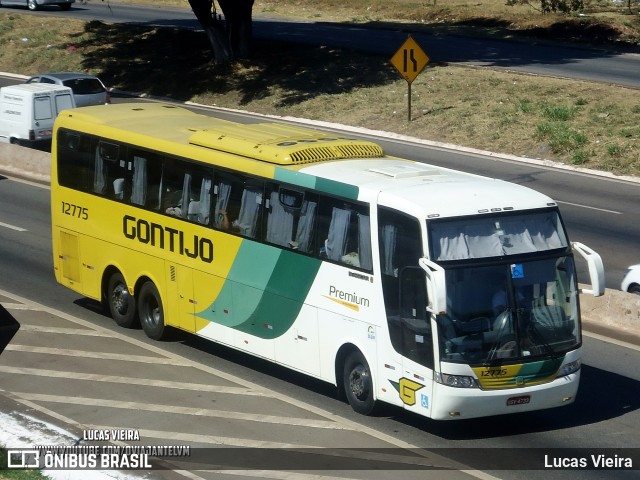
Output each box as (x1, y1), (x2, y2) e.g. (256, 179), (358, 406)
(557, 359), (581, 377)
(435, 372), (478, 388)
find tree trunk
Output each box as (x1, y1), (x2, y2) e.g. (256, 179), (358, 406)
(187, 0), (231, 65)
(218, 0), (254, 59)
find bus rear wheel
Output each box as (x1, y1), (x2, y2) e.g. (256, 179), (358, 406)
(107, 272), (138, 328)
(343, 350), (376, 415)
(138, 281), (166, 340)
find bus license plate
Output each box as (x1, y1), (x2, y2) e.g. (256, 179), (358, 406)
(506, 395), (530, 406)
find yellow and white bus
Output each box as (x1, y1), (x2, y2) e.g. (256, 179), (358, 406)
(52, 102), (604, 420)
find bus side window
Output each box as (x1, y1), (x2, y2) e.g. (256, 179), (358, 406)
(162, 160), (187, 217)
(128, 151), (163, 211)
(265, 185), (317, 252)
(186, 175), (212, 225)
(162, 160), (213, 223)
(56, 130), (93, 192)
(93, 141), (124, 199)
(213, 174), (264, 239)
(317, 197), (372, 271)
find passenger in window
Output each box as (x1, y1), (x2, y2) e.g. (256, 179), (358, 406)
(218, 209), (240, 232)
(164, 188), (184, 217)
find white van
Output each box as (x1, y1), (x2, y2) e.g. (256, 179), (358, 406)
(0, 83), (75, 145)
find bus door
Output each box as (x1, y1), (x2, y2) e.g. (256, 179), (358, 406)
(396, 267), (435, 416)
(378, 206), (434, 415)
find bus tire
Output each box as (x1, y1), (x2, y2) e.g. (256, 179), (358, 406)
(138, 281), (166, 340)
(107, 272), (138, 328)
(343, 350), (376, 415)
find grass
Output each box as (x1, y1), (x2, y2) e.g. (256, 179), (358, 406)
(0, 447), (47, 480)
(0, 2), (638, 176)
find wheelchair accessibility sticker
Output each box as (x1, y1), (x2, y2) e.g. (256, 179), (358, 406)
(510, 263), (524, 279)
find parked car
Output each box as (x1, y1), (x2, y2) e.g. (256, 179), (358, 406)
(621, 264), (640, 294)
(25, 72), (110, 107)
(0, 0), (74, 11)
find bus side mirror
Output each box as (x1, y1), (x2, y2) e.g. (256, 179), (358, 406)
(419, 257), (446, 315)
(572, 242), (605, 297)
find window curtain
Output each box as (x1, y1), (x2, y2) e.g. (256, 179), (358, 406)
(326, 208), (351, 261)
(266, 191), (294, 246)
(432, 225), (469, 261)
(178, 173), (192, 219)
(381, 224), (397, 276)
(499, 219), (538, 255)
(433, 214), (567, 261)
(130, 156), (147, 206)
(93, 148), (106, 194)
(197, 177), (212, 225)
(528, 217), (563, 250)
(464, 223), (502, 258)
(214, 182), (232, 228)
(295, 200), (317, 253)
(236, 189), (261, 237)
(156, 174), (163, 211)
(358, 214), (373, 271)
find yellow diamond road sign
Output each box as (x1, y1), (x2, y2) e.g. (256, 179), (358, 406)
(390, 36), (429, 84)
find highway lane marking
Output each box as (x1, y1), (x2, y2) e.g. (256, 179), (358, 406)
(0, 220), (27, 232)
(3, 344), (191, 365)
(16, 324), (105, 335)
(77, 425), (470, 470)
(583, 330), (640, 352)
(556, 200), (622, 215)
(1, 288), (496, 480)
(9, 392), (348, 430)
(0, 366), (258, 396)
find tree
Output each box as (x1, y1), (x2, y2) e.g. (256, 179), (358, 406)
(187, 0), (255, 65)
(506, 0), (584, 13)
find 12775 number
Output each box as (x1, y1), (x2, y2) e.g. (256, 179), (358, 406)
(62, 201), (88, 220)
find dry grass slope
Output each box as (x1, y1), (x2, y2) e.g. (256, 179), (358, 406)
(0, 0), (638, 176)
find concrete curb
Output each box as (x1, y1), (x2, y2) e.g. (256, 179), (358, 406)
(0, 142), (51, 184)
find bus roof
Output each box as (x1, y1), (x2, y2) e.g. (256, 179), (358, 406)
(57, 103), (383, 164)
(56, 103), (556, 218)
(297, 158), (557, 219)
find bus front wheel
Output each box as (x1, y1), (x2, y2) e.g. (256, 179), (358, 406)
(138, 281), (166, 340)
(343, 350), (376, 415)
(107, 272), (138, 328)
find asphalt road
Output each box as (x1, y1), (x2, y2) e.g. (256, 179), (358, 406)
(0, 6), (639, 479)
(12, 0), (640, 88)
(0, 176), (638, 480)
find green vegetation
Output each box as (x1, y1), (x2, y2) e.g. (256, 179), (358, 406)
(0, 448), (47, 480)
(0, 1), (638, 176)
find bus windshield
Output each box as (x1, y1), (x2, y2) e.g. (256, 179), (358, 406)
(436, 255), (580, 365)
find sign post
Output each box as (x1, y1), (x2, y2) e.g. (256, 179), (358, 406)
(390, 35), (429, 121)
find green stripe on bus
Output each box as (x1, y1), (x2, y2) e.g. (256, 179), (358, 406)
(196, 241), (321, 339)
(275, 168), (359, 200)
(517, 357), (564, 380)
